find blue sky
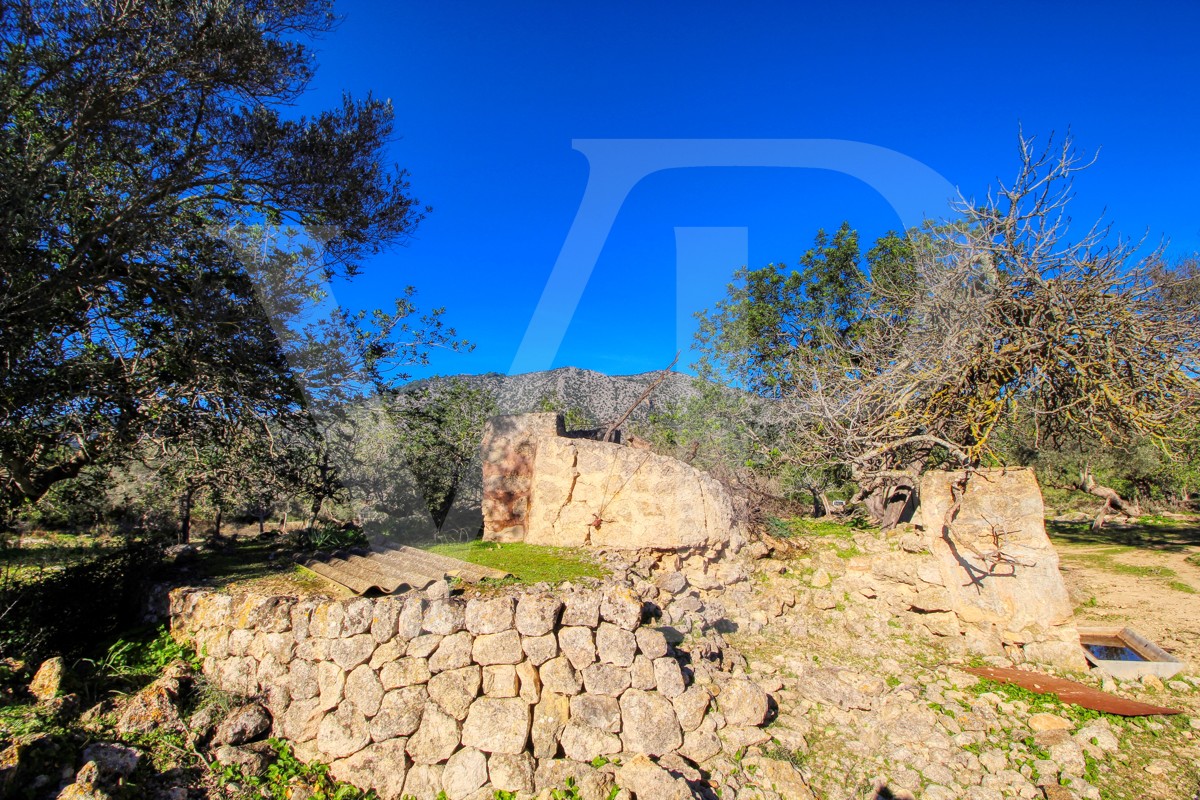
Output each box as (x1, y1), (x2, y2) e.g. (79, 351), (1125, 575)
(296, 1), (1200, 379)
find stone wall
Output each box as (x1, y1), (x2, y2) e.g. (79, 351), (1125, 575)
(481, 413), (745, 552)
(170, 585), (772, 800)
(844, 468), (1086, 670)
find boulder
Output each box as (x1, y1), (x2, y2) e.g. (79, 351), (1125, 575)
(531, 692), (571, 759)
(558, 627), (597, 670)
(560, 719), (622, 762)
(428, 666), (482, 720)
(521, 634), (558, 665)
(472, 630), (523, 665)
(539, 656), (582, 696)
(600, 586), (643, 630)
(616, 754), (694, 800)
(570, 694), (621, 733)
(344, 665), (385, 718)
(596, 623), (637, 667)
(331, 739), (410, 800)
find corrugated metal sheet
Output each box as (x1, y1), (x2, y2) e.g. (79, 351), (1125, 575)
(300, 544), (510, 596)
(964, 666), (1182, 716)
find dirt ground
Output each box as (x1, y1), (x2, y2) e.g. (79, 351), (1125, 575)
(1050, 514), (1200, 667)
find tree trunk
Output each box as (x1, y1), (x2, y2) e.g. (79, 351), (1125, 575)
(214, 506), (222, 539)
(257, 509), (266, 536)
(180, 485), (193, 544)
(1079, 468), (1138, 526)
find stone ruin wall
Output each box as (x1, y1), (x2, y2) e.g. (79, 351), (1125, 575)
(480, 413), (745, 553)
(169, 585), (773, 800)
(844, 468), (1086, 669)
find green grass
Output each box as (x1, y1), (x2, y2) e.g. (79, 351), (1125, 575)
(426, 540), (607, 584)
(1059, 546), (1179, 580)
(1167, 580), (1197, 594)
(770, 517), (863, 539)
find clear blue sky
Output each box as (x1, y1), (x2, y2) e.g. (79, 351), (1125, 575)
(295, 1), (1200, 380)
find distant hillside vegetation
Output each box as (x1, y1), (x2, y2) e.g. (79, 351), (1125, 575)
(407, 366), (706, 429)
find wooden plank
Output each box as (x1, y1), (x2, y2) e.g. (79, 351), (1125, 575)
(964, 667), (1182, 716)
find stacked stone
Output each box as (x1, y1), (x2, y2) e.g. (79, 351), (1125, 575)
(169, 585), (772, 800)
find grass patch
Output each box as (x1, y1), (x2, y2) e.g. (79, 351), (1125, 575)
(1061, 548), (1178, 580)
(1167, 580), (1197, 594)
(426, 540), (607, 584)
(771, 517), (863, 539)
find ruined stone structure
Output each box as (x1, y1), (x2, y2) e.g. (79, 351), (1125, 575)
(481, 413), (744, 552)
(846, 468), (1086, 669)
(170, 585), (772, 799)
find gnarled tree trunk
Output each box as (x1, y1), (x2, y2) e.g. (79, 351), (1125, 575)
(1079, 467), (1139, 531)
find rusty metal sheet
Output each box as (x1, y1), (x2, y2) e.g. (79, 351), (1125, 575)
(301, 545), (510, 596)
(964, 666), (1182, 716)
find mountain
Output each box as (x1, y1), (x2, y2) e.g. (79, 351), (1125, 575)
(406, 366), (707, 430)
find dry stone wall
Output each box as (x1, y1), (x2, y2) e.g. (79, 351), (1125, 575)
(170, 584), (772, 800)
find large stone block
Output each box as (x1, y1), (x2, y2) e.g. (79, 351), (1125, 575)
(913, 469), (1085, 670)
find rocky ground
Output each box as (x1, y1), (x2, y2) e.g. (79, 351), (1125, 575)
(707, 524), (1200, 800)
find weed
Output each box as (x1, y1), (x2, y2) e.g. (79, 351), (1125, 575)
(885, 676), (900, 688)
(213, 738), (379, 800)
(84, 625), (201, 678)
(762, 741), (806, 769)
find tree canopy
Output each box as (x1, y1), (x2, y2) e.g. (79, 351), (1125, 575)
(0, 0), (445, 514)
(696, 134), (1200, 525)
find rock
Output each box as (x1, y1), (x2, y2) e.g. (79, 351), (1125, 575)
(406, 704), (461, 765)
(330, 739), (409, 800)
(521, 633), (558, 665)
(516, 594), (563, 636)
(635, 627), (669, 659)
(560, 719), (622, 762)
(442, 747), (488, 799)
(672, 687), (710, 732)
(406, 633), (443, 659)
(912, 469), (1086, 670)
(558, 626), (597, 670)
(600, 585), (643, 630)
(620, 689), (683, 755)
(371, 686), (428, 739)
(164, 543), (199, 564)
(344, 666), (384, 717)
(743, 755), (817, 799)
(429, 666), (480, 724)
(402, 763), (445, 800)
(461, 697), (530, 755)
(317, 704), (371, 760)
(472, 630), (523, 665)
(380, 657), (431, 690)
(370, 597), (402, 643)
(280, 698), (323, 742)
(679, 726), (722, 763)
(482, 665), (519, 698)
(616, 754), (693, 800)
(115, 677), (184, 735)
(910, 588), (953, 613)
(656, 571), (688, 595)
(330, 635), (376, 671)
(653, 657), (687, 698)
(1049, 740), (1087, 777)
(488, 752), (535, 794)
(1074, 723), (1119, 754)
(516, 661), (541, 704)
(630, 654), (657, 691)
(719, 678), (769, 727)
(424, 598), (466, 635)
(571, 694), (622, 733)
(430, 631), (475, 673)
(534, 759), (616, 799)
(561, 590), (601, 628)
(1028, 713), (1073, 733)
(1141, 674), (1165, 692)
(318, 662), (346, 710)
(811, 568), (832, 588)
(531, 692), (571, 759)
(596, 623), (637, 667)
(582, 663), (632, 697)
(539, 656), (582, 696)
(921, 611), (961, 637)
(213, 704), (271, 746)
(398, 596), (426, 639)
(214, 744), (270, 776)
(465, 596), (515, 635)
(30, 657), (66, 702)
(79, 743), (140, 779)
